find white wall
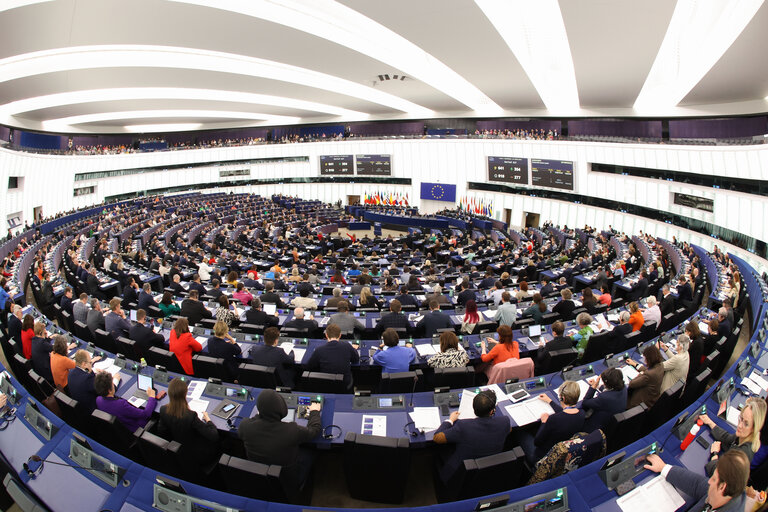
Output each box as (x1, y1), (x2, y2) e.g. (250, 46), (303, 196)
(1, 138), (766, 272)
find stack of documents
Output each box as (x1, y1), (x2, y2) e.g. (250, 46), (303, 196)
(616, 475), (685, 512)
(416, 344), (437, 357)
(504, 398), (556, 426)
(409, 407), (441, 432)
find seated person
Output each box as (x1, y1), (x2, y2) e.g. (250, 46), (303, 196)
(158, 377), (219, 467)
(283, 307), (319, 334)
(552, 288), (575, 320)
(428, 331), (469, 369)
(643, 296), (662, 329)
(627, 301), (644, 332)
(290, 288), (318, 310)
(306, 324), (359, 390)
(214, 295), (241, 328)
(158, 291), (181, 317)
(571, 312), (594, 357)
(626, 345), (664, 409)
(535, 321), (573, 372)
(699, 397), (766, 476)
(238, 389), (321, 491)
(251, 326), (295, 388)
(105, 297), (132, 340)
(30, 322), (54, 384)
(597, 285), (612, 306)
(67, 350), (103, 414)
(179, 289), (213, 326)
(659, 334), (690, 393)
(49, 335), (77, 390)
(580, 287), (598, 311)
(327, 300), (365, 334)
(516, 381), (585, 465)
(169, 317), (203, 375)
(643, 449), (749, 512)
(129, 308), (166, 357)
(244, 297), (280, 328)
(433, 390), (511, 484)
(358, 287), (381, 310)
(416, 299), (453, 338)
(371, 328), (417, 374)
(94, 371), (160, 433)
(582, 368), (627, 433)
(206, 321), (242, 382)
(375, 299), (410, 335)
(522, 293), (547, 323)
(232, 282), (253, 306)
(480, 325), (519, 365)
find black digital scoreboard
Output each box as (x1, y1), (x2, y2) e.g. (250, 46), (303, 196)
(319, 155), (354, 175)
(488, 156), (528, 184)
(531, 159), (574, 190)
(356, 154), (391, 175)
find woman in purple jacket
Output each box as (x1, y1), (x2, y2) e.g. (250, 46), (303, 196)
(94, 372), (162, 433)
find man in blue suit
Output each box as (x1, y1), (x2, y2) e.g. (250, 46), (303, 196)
(581, 367), (627, 432)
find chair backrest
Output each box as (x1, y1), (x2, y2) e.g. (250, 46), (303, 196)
(542, 348), (578, 375)
(540, 312), (561, 325)
(432, 366), (475, 390)
(300, 371), (346, 393)
(239, 323), (264, 335)
(343, 432), (410, 504)
(647, 379), (685, 431)
(237, 363), (278, 388)
(136, 430), (182, 477)
(217, 454), (290, 503)
(379, 369), (423, 394)
(682, 367), (711, 407)
(456, 447), (526, 500)
(60, 311), (74, 332)
(90, 409), (136, 457)
(581, 331), (612, 362)
(53, 390), (92, 437)
(147, 346), (185, 374)
(486, 358), (534, 385)
(94, 328), (118, 354)
(116, 336), (141, 361)
(191, 355), (227, 381)
(73, 320), (93, 344)
(605, 403), (648, 453)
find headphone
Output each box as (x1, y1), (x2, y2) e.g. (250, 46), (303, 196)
(0, 407), (17, 431)
(226, 415), (246, 430)
(403, 421), (424, 438)
(322, 425), (342, 440)
(22, 455), (46, 478)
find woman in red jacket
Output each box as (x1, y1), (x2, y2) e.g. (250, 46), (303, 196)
(169, 317), (202, 375)
(20, 314), (35, 359)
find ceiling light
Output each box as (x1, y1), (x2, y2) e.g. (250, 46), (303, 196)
(0, 87), (369, 125)
(125, 123), (202, 133)
(634, 0), (763, 112)
(0, 45), (432, 116)
(166, 0), (502, 113)
(0, 0), (52, 13)
(474, 0), (579, 113)
(42, 110), (301, 132)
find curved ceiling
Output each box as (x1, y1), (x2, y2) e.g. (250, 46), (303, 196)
(1, 0), (767, 133)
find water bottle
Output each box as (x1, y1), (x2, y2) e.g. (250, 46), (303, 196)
(680, 419), (703, 450)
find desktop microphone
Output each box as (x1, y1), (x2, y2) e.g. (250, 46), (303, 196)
(408, 374), (419, 408)
(547, 356), (579, 387)
(23, 454), (128, 485)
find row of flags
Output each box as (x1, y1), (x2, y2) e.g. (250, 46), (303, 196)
(459, 196), (494, 217)
(363, 191), (410, 206)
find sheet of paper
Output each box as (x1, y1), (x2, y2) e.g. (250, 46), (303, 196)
(127, 396), (146, 409)
(236, 342), (247, 356)
(279, 342), (294, 356)
(741, 376), (762, 396)
(481, 310), (496, 320)
(458, 390), (478, 420)
(186, 380), (205, 401)
(698, 321), (710, 334)
(726, 406), (741, 427)
(409, 407), (441, 432)
(479, 384), (508, 403)
(620, 365), (640, 385)
(504, 398), (555, 426)
(292, 347), (306, 363)
(749, 371), (768, 391)
(361, 415), (387, 436)
(416, 344), (437, 357)
(195, 336), (208, 349)
(410, 314), (424, 323)
(93, 358), (115, 371)
(616, 475), (685, 512)
(188, 399), (210, 421)
(607, 313), (620, 323)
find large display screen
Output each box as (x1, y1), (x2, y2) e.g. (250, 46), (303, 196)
(531, 159), (574, 190)
(488, 156), (528, 184)
(319, 155), (354, 175)
(356, 154), (391, 175)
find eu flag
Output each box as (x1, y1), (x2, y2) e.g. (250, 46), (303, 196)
(420, 182), (456, 202)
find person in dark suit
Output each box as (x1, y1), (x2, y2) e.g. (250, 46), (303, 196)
(207, 321), (242, 382)
(375, 299), (411, 335)
(552, 288), (576, 320)
(86, 267), (105, 300)
(394, 286), (419, 308)
(250, 326), (295, 388)
(122, 278), (139, 306)
(86, 298), (106, 338)
(633, 271), (649, 301)
(643, 450), (748, 512)
(582, 368), (627, 432)
(206, 279), (224, 301)
(259, 281), (286, 308)
(105, 297), (132, 340)
(416, 300), (453, 338)
(40, 272), (55, 307)
(68, 350), (104, 414)
(138, 283), (158, 312)
(7, 304), (22, 345)
(659, 284), (676, 316)
(244, 297), (280, 328)
(717, 308), (732, 337)
(128, 309), (165, 357)
(456, 280), (477, 307)
(535, 321), (574, 372)
(306, 324), (359, 390)
(179, 290), (213, 326)
(168, 274), (186, 297)
(296, 276), (316, 296)
(158, 377), (219, 467)
(433, 390), (511, 484)
(612, 310), (633, 341)
(282, 307), (318, 334)
(187, 274), (207, 298)
(539, 277), (555, 297)
(60, 287), (74, 316)
(676, 276), (693, 304)
(30, 322), (54, 384)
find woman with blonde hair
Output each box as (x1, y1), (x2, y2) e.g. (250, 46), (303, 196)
(699, 396), (766, 476)
(359, 286), (381, 310)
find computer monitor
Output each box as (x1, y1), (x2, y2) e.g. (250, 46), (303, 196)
(529, 324), (542, 337)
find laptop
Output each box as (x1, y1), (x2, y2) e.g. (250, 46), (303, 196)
(132, 374), (154, 402)
(528, 324), (542, 342)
